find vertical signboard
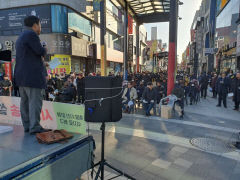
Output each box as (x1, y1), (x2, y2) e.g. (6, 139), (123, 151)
(128, 15), (133, 34)
(4, 62), (12, 80)
(237, 24), (240, 56)
(128, 35), (133, 62)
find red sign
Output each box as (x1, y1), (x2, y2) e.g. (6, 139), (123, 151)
(128, 15), (133, 34)
(191, 30), (196, 42)
(4, 62), (12, 80)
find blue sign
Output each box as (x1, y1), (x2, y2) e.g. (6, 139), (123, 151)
(93, 0), (102, 11)
(51, 5), (68, 34)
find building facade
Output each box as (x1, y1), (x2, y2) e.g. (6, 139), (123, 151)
(0, 0), (148, 77)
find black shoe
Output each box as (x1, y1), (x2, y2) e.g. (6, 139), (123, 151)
(224, 105), (227, 108)
(180, 115), (183, 119)
(30, 128), (51, 135)
(233, 108), (239, 111)
(216, 105), (221, 107)
(24, 129), (29, 133)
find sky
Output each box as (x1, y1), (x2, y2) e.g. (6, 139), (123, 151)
(144, 0), (202, 61)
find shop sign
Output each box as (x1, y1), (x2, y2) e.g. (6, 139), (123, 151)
(128, 15), (133, 34)
(0, 96), (86, 134)
(71, 37), (87, 57)
(0, 5), (51, 35)
(205, 48), (215, 54)
(128, 35), (133, 62)
(4, 62), (12, 80)
(237, 24), (240, 56)
(50, 54), (71, 74)
(40, 34), (71, 55)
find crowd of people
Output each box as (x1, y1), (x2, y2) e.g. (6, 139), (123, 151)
(1, 69), (240, 118)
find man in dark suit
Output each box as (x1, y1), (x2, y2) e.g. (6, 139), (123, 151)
(216, 72), (231, 108)
(14, 16), (48, 134)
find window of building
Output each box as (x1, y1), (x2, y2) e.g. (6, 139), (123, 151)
(68, 9), (92, 37)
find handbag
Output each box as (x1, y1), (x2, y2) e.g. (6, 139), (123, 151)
(36, 130), (73, 145)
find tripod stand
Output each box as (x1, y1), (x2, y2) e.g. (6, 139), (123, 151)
(93, 122), (136, 180)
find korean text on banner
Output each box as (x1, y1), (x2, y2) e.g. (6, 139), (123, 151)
(50, 54), (71, 74)
(0, 96), (86, 134)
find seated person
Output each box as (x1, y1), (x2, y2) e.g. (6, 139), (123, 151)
(171, 82), (185, 119)
(122, 81), (138, 113)
(136, 80), (145, 106)
(142, 82), (157, 116)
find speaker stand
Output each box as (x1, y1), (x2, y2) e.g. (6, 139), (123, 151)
(93, 122), (136, 180)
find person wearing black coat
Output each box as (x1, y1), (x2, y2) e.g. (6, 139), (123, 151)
(233, 72), (240, 111)
(76, 73), (85, 104)
(199, 73), (208, 99)
(216, 72), (231, 108)
(60, 82), (75, 103)
(142, 82), (157, 116)
(14, 16), (48, 134)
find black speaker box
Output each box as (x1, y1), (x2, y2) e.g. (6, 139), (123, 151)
(85, 76), (122, 123)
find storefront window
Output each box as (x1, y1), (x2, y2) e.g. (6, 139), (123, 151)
(68, 9), (92, 37)
(216, 0), (240, 48)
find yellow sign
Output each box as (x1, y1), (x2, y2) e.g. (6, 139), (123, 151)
(150, 40), (158, 59)
(221, 0), (228, 9)
(50, 54), (71, 74)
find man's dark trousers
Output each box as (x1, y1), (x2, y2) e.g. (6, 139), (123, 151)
(218, 92), (227, 107)
(19, 87), (44, 133)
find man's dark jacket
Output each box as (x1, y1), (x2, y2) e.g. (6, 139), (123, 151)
(76, 77), (85, 95)
(142, 87), (157, 103)
(215, 77), (230, 95)
(233, 78), (240, 103)
(14, 30), (47, 89)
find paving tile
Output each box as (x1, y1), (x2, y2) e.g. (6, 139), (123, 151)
(233, 162), (240, 174)
(144, 164), (166, 176)
(174, 158), (193, 169)
(151, 158), (172, 169)
(133, 170), (157, 180)
(184, 163), (210, 179)
(172, 146), (189, 154)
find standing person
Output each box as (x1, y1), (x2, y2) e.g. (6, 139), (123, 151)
(142, 82), (157, 116)
(233, 72), (240, 111)
(216, 72), (230, 108)
(76, 73), (85, 104)
(0, 75), (12, 96)
(14, 16), (48, 134)
(199, 72), (208, 99)
(211, 73), (218, 98)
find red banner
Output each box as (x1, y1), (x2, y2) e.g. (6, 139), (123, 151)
(4, 62), (12, 80)
(128, 15), (133, 34)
